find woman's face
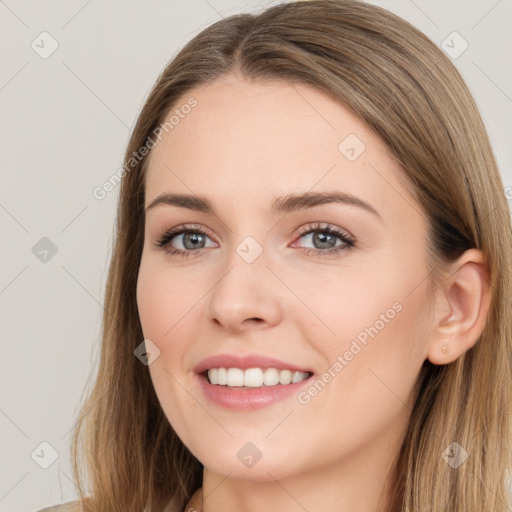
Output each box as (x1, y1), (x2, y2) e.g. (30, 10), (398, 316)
(137, 74), (435, 482)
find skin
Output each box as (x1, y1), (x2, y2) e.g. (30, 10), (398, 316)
(136, 71), (491, 512)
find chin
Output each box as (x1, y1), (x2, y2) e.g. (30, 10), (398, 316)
(184, 433), (305, 481)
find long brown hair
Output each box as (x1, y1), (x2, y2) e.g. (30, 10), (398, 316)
(70, 1), (512, 510)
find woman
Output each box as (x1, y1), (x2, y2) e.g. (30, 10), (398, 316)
(37, 0), (512, 511)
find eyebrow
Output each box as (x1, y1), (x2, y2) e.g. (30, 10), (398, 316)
(145, 191), (382, 220)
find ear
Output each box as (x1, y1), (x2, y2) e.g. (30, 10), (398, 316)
(426, 249), (492, 365)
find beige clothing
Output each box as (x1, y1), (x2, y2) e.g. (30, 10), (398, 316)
(36, 490), (203, 512)
(35, 500), (80, 512)
(35, 491), (203, 512)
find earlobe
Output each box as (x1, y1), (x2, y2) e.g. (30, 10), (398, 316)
(426, 249), (491, 366)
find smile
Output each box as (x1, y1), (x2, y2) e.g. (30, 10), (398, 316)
(194, 353), (315, 410)
(207, 367), (312, 387)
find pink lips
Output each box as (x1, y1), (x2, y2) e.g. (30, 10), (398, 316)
(193, 353), (312, 374)
(193, 353), (313, 411)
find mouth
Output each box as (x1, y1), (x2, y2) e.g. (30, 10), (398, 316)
(203, 367), (313, 388)
(193, 354), (315, 410)
(194, 354), (314, 412)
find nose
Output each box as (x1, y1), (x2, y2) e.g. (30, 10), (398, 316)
(207, 251), (284, 333)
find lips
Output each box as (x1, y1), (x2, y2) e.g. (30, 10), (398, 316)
(193, 353), (314, 410)
(193, 353), (313, 374)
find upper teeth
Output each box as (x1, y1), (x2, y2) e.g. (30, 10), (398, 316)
(207, 367), (310, 387)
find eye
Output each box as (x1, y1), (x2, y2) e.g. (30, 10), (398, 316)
(153, 224), (216, 257)
(153, 222), (355, 258)
(291, 222), (355, 257)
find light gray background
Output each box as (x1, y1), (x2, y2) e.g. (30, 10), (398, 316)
(1, 1), (510, 510)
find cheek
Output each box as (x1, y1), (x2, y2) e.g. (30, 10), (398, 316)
(136, 260), (188, 341)
(312, 251), (429, 357)
(302, 264), (428, 411)
(293, 301), (426, 463)
(137, 262), (203, 447)
(296, 266), (401, 353)
(137, 286), (166, 342)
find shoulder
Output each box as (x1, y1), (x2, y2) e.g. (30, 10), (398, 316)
(35, 500), (81, 512)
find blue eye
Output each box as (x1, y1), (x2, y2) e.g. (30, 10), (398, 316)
(292, 222), (355, 256)
(154, 224), (214, 257)
(154, 222), (355, 258)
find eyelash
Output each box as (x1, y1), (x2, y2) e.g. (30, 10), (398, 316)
(153, 222), (355, 258)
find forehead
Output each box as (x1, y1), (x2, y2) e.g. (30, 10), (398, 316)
(144, 75), (421, 222)
(148, 75), (379, 165)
